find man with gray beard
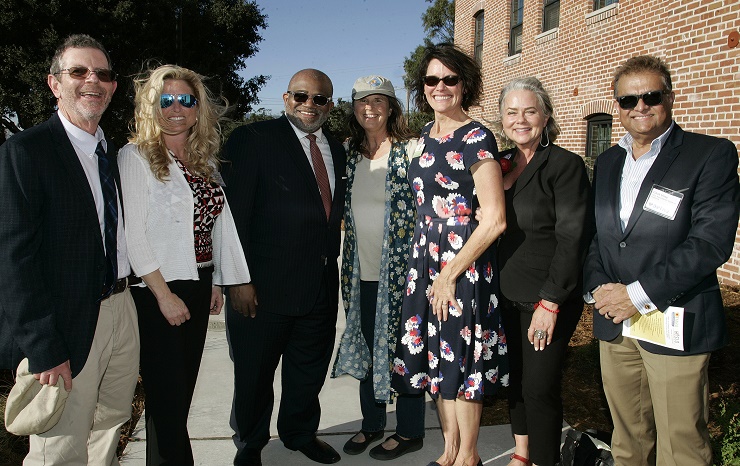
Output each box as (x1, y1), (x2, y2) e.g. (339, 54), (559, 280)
(221, 69), (346, 466)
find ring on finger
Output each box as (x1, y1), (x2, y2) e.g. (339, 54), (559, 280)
(534, 329), (547, 340)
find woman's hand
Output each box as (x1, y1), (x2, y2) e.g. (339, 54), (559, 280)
(157, 292), (191, 326)
(428, 272), (457, 322)
(527, 300), (558, 351)
(210, 286), (224, 315)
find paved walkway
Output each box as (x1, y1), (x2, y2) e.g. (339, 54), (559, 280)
(121, 308), (566, 465)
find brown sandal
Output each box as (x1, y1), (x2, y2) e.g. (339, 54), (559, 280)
(510, 453), (532, 465)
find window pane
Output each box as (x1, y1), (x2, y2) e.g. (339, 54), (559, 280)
(543, 1), (559, 31)
(587, 117), (613, 158)
(510, 0), (524, 26)
(510, 24), (522, 55)
(594, 0), (618, 10)
(475, 12), (484, 64)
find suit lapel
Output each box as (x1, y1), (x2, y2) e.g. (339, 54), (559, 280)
(49, 114), (100, 225)
(512, 146), (548, 198)
(622, 126), (682, 238)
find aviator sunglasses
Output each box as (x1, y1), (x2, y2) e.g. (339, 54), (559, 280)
(286, 90), (331, 106)
(615, 90), (668, 110)
(55, 67), (117, 82)
(423, 75), (460, 87)
(160, 94), (198, 109)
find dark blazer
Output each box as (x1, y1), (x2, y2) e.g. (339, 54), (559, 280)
(221, 116), (346, 316)
(0, 113), (115, 377)
(498, 144), (592, 305)
(584, 124), (740, 355)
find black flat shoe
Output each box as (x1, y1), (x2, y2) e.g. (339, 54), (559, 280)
(297, 437), (341, 464)
(342, 430), (384, 455)
(368, 433), (423, 460)
(233, 448), (261, 466)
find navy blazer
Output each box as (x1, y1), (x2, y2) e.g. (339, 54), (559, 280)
(221, 116), (347, 316)
(583, 124), (740, 355)
(0, 113), (115, 376)
(498, 144), (592, 305)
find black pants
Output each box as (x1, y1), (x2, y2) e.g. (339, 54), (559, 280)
(501, 296), (582, 466)
(358, 281), (425, 438)
(227, 267), (338, 456)
(131, 266), (213, 466)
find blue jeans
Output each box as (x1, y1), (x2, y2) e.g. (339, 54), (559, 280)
(359, 280), (425, 439)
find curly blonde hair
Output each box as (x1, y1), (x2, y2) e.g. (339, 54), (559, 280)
(130, 65), (227, 182)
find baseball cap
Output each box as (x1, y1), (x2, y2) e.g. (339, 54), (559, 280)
(352, 75), (396, 100)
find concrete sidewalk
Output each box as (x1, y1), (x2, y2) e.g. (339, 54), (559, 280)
(121, 310), (543, 466)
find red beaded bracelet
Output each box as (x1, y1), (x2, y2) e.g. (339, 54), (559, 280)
(537, 300), (560, 314)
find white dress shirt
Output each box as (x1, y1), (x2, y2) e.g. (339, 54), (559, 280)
(58, 111), (130, 279)
(287, 120), (336, 196)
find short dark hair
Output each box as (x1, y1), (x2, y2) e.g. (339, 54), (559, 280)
(613, 55), (672, 97)
(412, 43), (482, 112)
(347, 94), (415, 156)
(50, 34), (112, 75)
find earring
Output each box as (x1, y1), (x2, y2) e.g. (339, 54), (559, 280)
(540, 130), (550, 147)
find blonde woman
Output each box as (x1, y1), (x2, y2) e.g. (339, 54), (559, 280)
(118, 65), (249, 465)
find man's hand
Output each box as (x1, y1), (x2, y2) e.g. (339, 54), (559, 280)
(230, 284), (258, 318)
(594, 283), (638, 324)
(34, 360), (72, 391)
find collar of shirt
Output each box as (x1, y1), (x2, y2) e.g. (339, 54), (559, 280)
(57, 110), (107, 155)
(286, 118), (326, 144)
(617, 120), (675, 161)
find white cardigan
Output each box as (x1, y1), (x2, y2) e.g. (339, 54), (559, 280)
(118, 143), (250, 286)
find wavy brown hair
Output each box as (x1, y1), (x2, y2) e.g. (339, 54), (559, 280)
(412, 43), (482, 113)
(129, 65), (226, 182)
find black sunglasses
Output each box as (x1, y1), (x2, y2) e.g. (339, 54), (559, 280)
(615, 90), (668, 109)
(287, 91), (331, 106)
(160, 94), (198, 109)
(423, 75), (460, 87)
(55, 67), (117, 83)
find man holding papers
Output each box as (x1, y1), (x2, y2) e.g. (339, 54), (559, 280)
(584, 55), (740, 466)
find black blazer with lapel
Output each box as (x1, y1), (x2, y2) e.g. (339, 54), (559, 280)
(0, 113), (114, 377)
(498, 144), (592, 306)
(584, 124), (740, 355)
(221, 116), (347, 316)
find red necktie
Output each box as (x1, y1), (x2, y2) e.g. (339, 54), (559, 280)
(307, 133), (332, 219)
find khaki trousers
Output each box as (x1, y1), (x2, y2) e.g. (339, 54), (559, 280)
(599, 336), (711, 466)
(25, 289), (140, 466)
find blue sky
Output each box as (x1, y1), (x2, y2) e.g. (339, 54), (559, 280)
(242, 0), (430, 114)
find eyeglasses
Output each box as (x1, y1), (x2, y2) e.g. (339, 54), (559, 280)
(615, 90), (668, 109)
(423, 75), (460, 87)
(55, 67), (116, 83)
(286, 91), (331, 106)
(160, 94), (198, 109)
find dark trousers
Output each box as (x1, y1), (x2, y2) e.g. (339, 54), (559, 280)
(227, 268), (338, 456)
(131, 266), (213, 466)
(358, 281), (425, 439)
(501, 296), (582, 466)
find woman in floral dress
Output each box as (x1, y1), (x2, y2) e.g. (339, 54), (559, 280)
(391, 44), (509, 466)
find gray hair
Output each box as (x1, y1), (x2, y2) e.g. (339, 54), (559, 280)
(50, 34), (112, 75)
(494, 77), (561, 147)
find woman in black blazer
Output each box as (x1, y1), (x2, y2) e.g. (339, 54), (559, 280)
(493, 77), (591, 466)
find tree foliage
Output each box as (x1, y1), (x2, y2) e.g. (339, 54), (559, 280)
(402, 0), (455, 110)
(0, 0), (267, 146)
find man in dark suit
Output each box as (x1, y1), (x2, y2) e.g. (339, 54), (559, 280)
(584, 55), (740, 465)
(222, 69), (346, 466)
(0, 35), (140, 464)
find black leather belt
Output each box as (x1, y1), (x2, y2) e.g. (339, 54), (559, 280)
(105, 275), (143, 297)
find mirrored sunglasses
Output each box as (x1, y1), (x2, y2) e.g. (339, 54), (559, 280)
(56, 67), (116, 82)
(286, 91), (331, 106)
(160, 94), (198, 109)
(615, 90), (667, 110)
(423, 75), (460, 87)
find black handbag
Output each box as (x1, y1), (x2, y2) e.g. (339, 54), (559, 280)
(560, 429), (615, 466)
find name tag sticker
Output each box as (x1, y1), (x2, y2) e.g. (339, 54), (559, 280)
(643, 184), (683, 220)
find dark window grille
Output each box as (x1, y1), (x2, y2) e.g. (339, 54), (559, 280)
(474, 11), (485, 64)
(543, 0), (559, 31)
(593, 0), (618, 11)
(586, 113), (613, 158)
(509, 0), (524, 55)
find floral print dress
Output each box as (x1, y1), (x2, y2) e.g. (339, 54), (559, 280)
(391, 121), (509, 401)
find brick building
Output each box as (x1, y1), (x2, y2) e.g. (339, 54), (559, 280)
(453, 0), (740, 286)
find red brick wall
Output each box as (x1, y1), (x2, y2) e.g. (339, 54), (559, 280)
(454, 0), (740, 287)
